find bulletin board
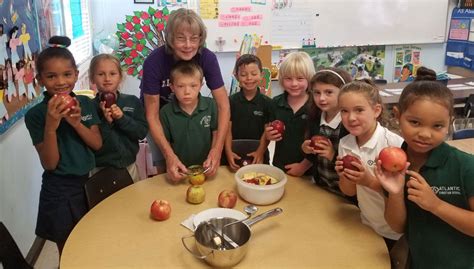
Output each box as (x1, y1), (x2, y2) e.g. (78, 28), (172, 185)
(200, 0), (450, 52)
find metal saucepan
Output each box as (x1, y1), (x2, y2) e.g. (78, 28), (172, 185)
(182, 208), (283, 268)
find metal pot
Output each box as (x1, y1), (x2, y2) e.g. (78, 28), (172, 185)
(182, 208), (283, 268)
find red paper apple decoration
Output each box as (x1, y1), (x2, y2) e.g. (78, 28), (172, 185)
(218, 190), (238, 208)
(150, 199), (171, 221)
(378, 147), (407, 172)
(342, 155), (361, 171)
(310, 135), (330, 150)
(58, 93), (77, 110)
(100, 92), (116, 108)
(270, 120), (285, 136)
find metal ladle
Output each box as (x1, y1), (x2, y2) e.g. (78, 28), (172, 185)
(220, 205), (258, 238)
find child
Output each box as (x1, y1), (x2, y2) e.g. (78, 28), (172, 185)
(375, 80), (474, 268)
(90, 54), (149, 182)
(301, 68), (353, 198)
(225, 54), (274, 171)
(141, 8), (229, 180)
(265, 51), (314, 176)
(335, 80), (403, 250)
(160, 61), (217, 181)
(24, 36), (102, 253)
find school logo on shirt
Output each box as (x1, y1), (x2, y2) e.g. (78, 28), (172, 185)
(123, 107), (134, 112)
(200, 115), (211, 128)
(431, 185), (461, 196)
(161, 79), (170, 88)
(253, 110), (263, 116)
(81, 114), (93, 122)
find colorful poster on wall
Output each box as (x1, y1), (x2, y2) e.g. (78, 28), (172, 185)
(445, 8), (474, 70)
(301, 45), (385, 80)
(0, 0), (42, 135)
(393, 45), (421, 82)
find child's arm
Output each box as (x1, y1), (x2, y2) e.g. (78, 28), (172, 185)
(285, 158), (312, 177)
(375, 161), (408, 233)
(64, 103), (102, 151)
(224, 122), (240, 171)
(35, 95), (66, 170)
(204, 130), (219, 175)
(147, 95), (187, 181)
(405, 170), (474, 236)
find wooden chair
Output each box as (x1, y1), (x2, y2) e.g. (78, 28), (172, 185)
(452, 128), (474, 140)
(84, 167), (134, 209)
(0, 222), (33, 269)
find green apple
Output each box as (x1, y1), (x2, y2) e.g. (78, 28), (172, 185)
(186, 185), (205, 204)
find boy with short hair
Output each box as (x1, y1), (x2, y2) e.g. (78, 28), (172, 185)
(160, 61), (217, 177)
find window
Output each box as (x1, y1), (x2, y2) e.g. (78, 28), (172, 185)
(39, 0), (92, 65)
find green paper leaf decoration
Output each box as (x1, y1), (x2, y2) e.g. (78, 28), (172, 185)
(116, 6), (170, 79)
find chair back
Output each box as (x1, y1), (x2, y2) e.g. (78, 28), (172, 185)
(232, 139), (261, 159)
(452, 128), (474, 140)
(0, 222), (33, 269)
(463, 94), (474, 118)
(84, 167), (134, 209)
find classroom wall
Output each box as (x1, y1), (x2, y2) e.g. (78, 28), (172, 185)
(0, 0), (456, 256)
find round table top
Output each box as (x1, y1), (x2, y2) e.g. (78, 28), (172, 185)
(61, 166), (390, 268)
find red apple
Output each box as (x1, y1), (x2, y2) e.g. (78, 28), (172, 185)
(218, 190), (238, 208)
(58, 93), (77, 110)
(378, 147), (407, 172)
(342, 155), (361, 171)
(310, 135), (330, 150)
(150, 199), (171, 221)
(100, 92), (116, 108)
(270, 120), (285, 136)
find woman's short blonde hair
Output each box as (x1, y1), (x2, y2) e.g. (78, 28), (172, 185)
(278, 51), (315, 88)
(165, 8), (207, 52)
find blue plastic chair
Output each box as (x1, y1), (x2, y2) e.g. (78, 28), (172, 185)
(452, 129), (474, 140)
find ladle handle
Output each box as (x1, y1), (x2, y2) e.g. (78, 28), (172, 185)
(244, 207), (283, 227)
(181, 234), (212, 259)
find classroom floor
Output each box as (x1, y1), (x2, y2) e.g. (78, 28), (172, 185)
(35, 240), (59, 269)
(33, 141), (276, 269)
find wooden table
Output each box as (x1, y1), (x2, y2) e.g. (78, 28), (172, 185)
(447, 138), (474, 154)
(380, 78), (474, 104)
(61, 167), (390, 268)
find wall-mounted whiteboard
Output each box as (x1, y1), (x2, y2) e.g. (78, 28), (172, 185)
(201, 0), (450, 52)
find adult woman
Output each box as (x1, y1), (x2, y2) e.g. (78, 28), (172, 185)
(140, 8), (230, 182)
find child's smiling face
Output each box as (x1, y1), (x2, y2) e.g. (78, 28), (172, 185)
(236, 63), (262, 93)
(282, 75), (308, 97)
(397, 98), (450, 154)
(36, 57), (78, 96)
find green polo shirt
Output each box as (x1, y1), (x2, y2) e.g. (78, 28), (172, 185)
(93, 92), (149, 168)
(25, 92), (100, 176)
(230, 89), (275, 139)
(160, 95), (217, 167)
(404, 142), (474, 269)
(271, 92), (310, 171)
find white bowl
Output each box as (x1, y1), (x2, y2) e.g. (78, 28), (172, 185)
(234, 164), (287, 205)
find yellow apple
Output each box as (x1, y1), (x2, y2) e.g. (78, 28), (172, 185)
(187, 165), (206, 185)
(186, 185), (205, 204)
